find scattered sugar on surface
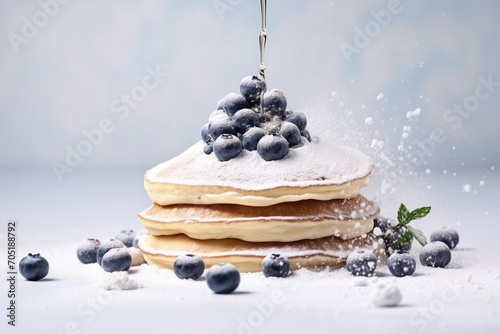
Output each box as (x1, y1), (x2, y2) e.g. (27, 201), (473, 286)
(102, 272), (142, 290)
(376, 92), (384, 101)
(463, 184), (472, 193)
(365, 117), (374, 125)
(371, 283), (402, 307)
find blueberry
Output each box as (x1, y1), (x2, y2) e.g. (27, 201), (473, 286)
(173, 254), (205, 280)
(216, 97), (225, 110)
(346, 250), (377, 277)
(279, 121), (302, 147)
(132, 230), (149, 248)
(19, 253), (49, 281)
(373, 216), (390, 233)
(430, 227), (459, 250)
(213, 134), (243, 161)
(240, 75), (266, 103)
(96, 239), (125, 266)
(209, 109), (228, 123)
(201, 123), (211, 143)
(222, 93), (251, 116)
(420, 241), (451, 268)
(101, 248), (132, 273)
(76, 238), (101, 264)
(115, 230), (135, 247)
(387, 252), (416, 277)
(242, 127), (266, 151)
(262, 254), (290, 278)
(232, 108), (260, 133)
(208, 117), (238, 140)
(204, 143), (213, 155)
(263, 89), (287, 117)
(301, 129), (312, 142)
(257, 134), (289, 161)
(285, 111), (307, 131)
(206, 263), (240, 294)
(383, 226), (412, 256)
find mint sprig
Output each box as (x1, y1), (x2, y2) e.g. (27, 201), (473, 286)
(396, 204), (431, 246)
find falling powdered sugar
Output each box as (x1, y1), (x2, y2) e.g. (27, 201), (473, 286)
(406, 108), (421, 119)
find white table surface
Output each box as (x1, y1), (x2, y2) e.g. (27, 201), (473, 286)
(1, 167), (499, 334)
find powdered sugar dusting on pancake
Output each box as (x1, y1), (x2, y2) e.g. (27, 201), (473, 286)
(145, 137), (373, 191)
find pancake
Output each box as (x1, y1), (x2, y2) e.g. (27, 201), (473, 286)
(138, 233), (379, 273)
(144, 138), (373, 206)
(139, 195), (379, 242)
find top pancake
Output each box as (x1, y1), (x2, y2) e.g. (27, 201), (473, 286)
(145, 138), (373, 206)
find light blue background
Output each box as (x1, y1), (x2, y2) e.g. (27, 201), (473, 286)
(1, 0), (499, 177)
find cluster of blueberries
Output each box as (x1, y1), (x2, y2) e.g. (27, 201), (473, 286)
(201, 75), (311, 161)
(73, 228), (290, 294)
(346, 217), (460, 277)
(75, 229), (144, 273)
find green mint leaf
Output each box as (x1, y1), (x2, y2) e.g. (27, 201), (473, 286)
(409, 206), (431, 220)
(397, 203), (411, 226)
(408, 226), (428, 246)
(398, 227), (414, 244)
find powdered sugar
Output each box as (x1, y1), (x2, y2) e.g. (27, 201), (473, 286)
(371, 283), (402, 307)
(102, 271), (142, 290)
(146, 138), (373, 191)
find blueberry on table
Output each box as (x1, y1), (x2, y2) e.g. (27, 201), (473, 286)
(387, 252), (416, 277)
(19, 253), (49, 281)
(279, 121), (302, 147)
(222, 93), (251, 116)
(263, 89), (287, 117)
(77, 238), (101, 264)
(115, 229), (135, 247)
(101, 248), (132, 273)
(240, 75), (266, 103)
(208, 118), (238, 140)
(383, 226), (412, 256)
(96, 239), (125, 266)
(232, 108), (260, 133)
(285, 111), (307, 131)
(242, 127), (266, 151)
(346, 250), (377, 277)
(262, 254), (290, 278)
(420, 241), (451, 268)
(257, 134), (289, 161)
(206, 263), (240, 294)
(213, 134), (243, 161)
(173, 254), (205, 280)
(430, 227), (459, 250)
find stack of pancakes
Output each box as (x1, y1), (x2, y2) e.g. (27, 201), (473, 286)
(138, 138), (379, 272)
